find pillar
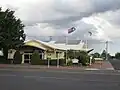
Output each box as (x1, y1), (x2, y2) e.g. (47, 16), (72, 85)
(21, 53), (24, 64)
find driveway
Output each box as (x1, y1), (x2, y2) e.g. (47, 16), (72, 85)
(109, 59), (120, 70)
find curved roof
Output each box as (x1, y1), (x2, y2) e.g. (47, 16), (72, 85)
(24, 40), (93, 51)
(24, 40), (47, 50)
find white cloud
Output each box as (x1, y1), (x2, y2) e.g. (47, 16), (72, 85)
(25, 23), (56, 36)
(82, 16), (111, 41)
(1, 0), (120, 54)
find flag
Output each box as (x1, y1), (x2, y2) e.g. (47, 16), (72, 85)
(68, 27), (76, 34)
(88, 31), (92, 36)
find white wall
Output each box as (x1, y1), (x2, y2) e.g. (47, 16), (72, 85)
(8, 49), (16, 59)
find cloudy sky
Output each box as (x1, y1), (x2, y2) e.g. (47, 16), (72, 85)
(1, 0), (120, 55)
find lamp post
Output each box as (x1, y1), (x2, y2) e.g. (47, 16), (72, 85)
(105, 41), (108, 60)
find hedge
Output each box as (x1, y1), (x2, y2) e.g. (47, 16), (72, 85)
(13, 50), (22, 64)
(0, 56), (11, 64)
(30, 59), (66, 66)
(31, 50), (41, 65)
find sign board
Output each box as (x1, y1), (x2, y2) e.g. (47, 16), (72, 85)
(72, 59), (79, 63)
(0, 51), (3, 56)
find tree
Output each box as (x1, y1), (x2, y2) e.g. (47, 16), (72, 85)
(78, 51), (89, 66)
(67, 50), (89, 66)
(100, 50), (111, 60)
(67, 50), (75, 59)
(101, 50), (106, 59)
(115, 52), (120, 59)
(107, 53), (111, 59)
(0, 8), (26, 60)
(91, 52), (100, 58)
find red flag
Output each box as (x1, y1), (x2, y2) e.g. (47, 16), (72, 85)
(68, 27), (76, 34)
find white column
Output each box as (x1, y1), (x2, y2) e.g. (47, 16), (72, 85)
(44, 51), (47, 59)
(57, 52), (59, 68)
(22, 53), (24, 64)
(48, 58), (50, 68)
(90, 56), (92, 66)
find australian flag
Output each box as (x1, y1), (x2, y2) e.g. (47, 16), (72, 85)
(68, 27), (76, 34)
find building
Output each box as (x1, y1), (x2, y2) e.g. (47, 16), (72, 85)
(7, 39), (93, 64)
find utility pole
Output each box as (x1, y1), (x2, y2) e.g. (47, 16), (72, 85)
(88, 31), (92, 65)
(105, 41), (108, 60)
(49, 36), (52, 41)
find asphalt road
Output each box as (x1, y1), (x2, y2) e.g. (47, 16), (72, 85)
(109, 59), (120, 70)
(0, 69), (120, 90)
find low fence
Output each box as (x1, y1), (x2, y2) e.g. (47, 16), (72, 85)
(39, 59), (66, 66)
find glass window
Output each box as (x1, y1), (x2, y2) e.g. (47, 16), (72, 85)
(40, 54), (42, 59)
(24, 54), (29, 59)
(30, 55), (32, 59)
(24, 60), (29, 63)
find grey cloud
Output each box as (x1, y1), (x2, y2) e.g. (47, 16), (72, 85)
(6, 0), (120, 44)
(92, 0), (120, 12)
(20, 0), (120, 27)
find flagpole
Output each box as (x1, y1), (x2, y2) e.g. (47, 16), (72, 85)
(65, 27), (76, 65)
(65, 36), (68, 65)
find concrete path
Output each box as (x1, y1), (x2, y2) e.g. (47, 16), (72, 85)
(109, 59), (120, 70)
(88, 60), (114, 70)
(0, 60), (114, 70)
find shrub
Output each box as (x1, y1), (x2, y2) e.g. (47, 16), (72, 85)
(91, 57), (95, 63)
(0, 56), (6, 64)
(31, 50), (40, 65)
(13, 50), (22, 64)
(67, 60), (73, 66)
(59, 59), (66, 66)
(80, 55), (87, 66)
(78, 53), (90, 66)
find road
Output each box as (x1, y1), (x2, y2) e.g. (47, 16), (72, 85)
(109, 59), (120, 70)
(0, 69), (120, 90)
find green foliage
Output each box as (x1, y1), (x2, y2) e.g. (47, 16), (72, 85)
(101, 50), (106, 59)
(115, 52), (120, 59)
(91, 52), (100, 58)
(107, 53), (111, 59)
(78, 51), (90, 66)
(0, 8), (26, 60)
(67, 60), (73, 66)
(91, 57), (95, 63)
(31, 50), (40, 65)
(66, 50), (90, 66)
(67, 50), (88, 59)
(0, 56), (7, 63)
(80, 54), (89, 66)
(67, 50), (75, 59)
(13, 50), (22, 64)
(100, 50), (111, 60)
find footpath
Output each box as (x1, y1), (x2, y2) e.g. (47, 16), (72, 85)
(0, 61), (114, 70)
